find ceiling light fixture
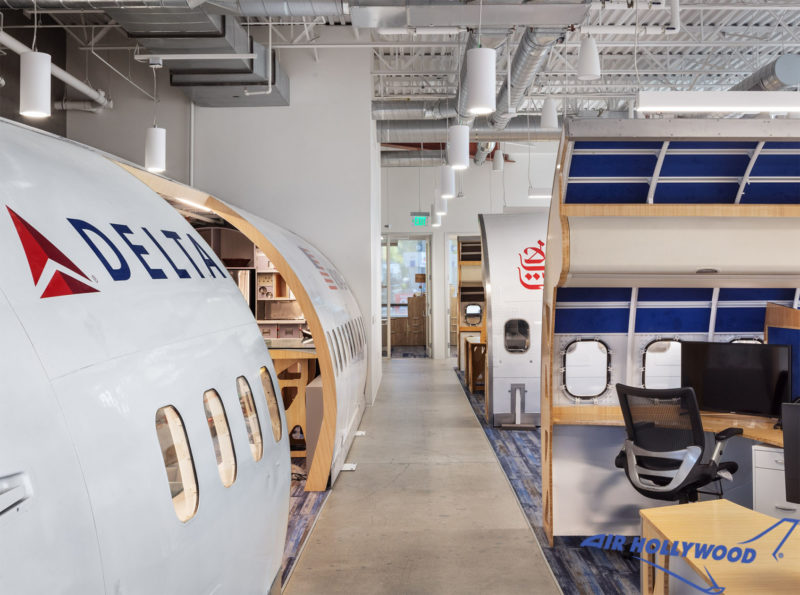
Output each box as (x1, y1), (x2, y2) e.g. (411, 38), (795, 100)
(145, 58), (166, 173)
(492, 146), (504, 172)
(577, 35), (601, 81)
(431, 212), (442, 228)
(636, 90), (800, 113)
(541, 96), (559, 129)
(19, 7), (51, 119)
(440, 165), (456, 199)
(466, 47), (496, 115)
(435, 193), (447, 216)
(447, 124), (469, 170)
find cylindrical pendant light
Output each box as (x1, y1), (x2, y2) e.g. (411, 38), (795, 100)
(440, 165), (456, 199)
(431, 212), (442, 228)
(466, 47), (496, 115)
(145, 126), (167, 173)
(19, 51), (51, 119)
(435, 193), (447, 216)
(541, 96), (559, 129)
(577, 35), (601, 81)
(447, 124), (469, 170)
(492, 147), (504, 172)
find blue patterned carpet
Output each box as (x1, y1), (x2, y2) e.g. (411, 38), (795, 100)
(280, 458), (329, 586)
(455, 369), (640, 595)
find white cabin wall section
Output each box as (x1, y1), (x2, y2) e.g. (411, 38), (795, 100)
(65, 31), (192, 184)
(382, 142), (558, 359)
(193, 48), (381, 403)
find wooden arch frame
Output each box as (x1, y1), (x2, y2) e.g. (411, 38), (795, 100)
(115, 162), (336, 492)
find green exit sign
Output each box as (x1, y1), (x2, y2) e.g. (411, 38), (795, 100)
(410, 211), (429, 226)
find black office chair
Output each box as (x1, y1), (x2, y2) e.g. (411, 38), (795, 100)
(614, 384), (743, 503)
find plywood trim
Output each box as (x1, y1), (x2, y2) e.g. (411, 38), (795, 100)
(765, 301), (800, 333)
(115, 162), (337, 492)
(563, 204), (800, 218)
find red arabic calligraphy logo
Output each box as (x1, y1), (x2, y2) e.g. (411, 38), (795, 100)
(518, 240), (545, 290)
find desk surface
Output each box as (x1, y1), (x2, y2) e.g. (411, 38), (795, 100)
(641, 499), (799, 593)
(552, 405), (783, 447)
(268, 348), (318, 359)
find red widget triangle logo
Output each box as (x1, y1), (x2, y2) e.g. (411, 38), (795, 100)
(7, 207), (99, 298)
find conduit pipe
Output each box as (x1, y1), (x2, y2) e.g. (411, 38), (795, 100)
(0, 31), (109, 106)
(377, 118), (562, 143)
(489, 29), (561, 130)
(53, 99), (113, 113)
(581, 0), (680, 36)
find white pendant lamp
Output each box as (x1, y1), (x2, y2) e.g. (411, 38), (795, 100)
(492, 147), (504, 172)
(431, 212), (442, 228)
(541, 96), (559, 129)
(466, 47), (496, 115)
(440, 165), (456, 199)
(435, 193), (447, 216)
(577, 35), (601, 81)
(145, 126), (167, 173)
(19, 51), (51, 118)
(447, 124), (470, 170)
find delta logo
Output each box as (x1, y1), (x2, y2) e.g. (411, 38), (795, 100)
(7, 206), (226, 299)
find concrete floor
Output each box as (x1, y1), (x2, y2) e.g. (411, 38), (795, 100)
(284, 358), (560, 595)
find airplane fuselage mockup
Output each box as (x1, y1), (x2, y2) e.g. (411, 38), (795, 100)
(0, 119), (290, 594)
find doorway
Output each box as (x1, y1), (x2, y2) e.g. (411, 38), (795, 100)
(381, 235), (431, 358)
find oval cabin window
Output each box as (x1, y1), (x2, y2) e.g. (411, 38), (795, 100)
(643, 339), (682, 389)
(563, 339), (610, 399)
(504, 319), (530, 353)
(154, 406), (198, 522)
(236, 376), (263, 462)
(203, 390), (237, 487)
(260, 366), (283, 442)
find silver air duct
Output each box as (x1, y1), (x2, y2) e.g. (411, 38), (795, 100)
(377, 117), (562, 143)
(380, 150), (443, 167)
(0, 0), (201, 7)
(473, 141), (495, 165)
(730, 55), (800, 91)
(489, 28), (561, 130)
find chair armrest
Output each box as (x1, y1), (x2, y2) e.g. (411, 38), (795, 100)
(715, 427), (743, 441)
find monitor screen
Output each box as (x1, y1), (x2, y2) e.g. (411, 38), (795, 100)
(784, 402), (800, 505)
(680, 341), (791, 417)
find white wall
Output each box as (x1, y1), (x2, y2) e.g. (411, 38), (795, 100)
(65, 32), (192, 184)
(193, 48), (381, 402)
(382, 142), (557, 359)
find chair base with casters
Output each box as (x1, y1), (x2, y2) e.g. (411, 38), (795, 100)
(614, 383), (743, 504)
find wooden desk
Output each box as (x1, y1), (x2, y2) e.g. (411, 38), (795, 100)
(269, 348), (318, 457)
(640, 499), (800, 594)
(464, 336), (486, 394)
(552, 405), (784, 447)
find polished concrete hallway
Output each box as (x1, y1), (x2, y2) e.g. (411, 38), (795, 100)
(284, 358), (560, 595)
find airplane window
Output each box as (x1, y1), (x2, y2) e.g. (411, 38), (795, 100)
(154, 406), (198, 522)
(504, 319), (530, 353)
(236, 376), (263, 462)
(203, 390), (237, 487)
(348, 321), (356, 357)
(563, 339), (610, 399)
(336, 328), (346, 367)
(326, 331), (339, 375)
(642, 339), (682, 389)
(259, 366), (283, 442)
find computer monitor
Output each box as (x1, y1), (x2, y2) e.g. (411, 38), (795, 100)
(680, 341), (791, 418)
(783, 402), (800, 505)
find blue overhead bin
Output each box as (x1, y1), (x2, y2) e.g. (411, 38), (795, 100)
(565, 139), (800, 204)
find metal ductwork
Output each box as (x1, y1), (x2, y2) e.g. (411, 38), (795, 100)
(489, 28), (561, 130)
(473, 141), (495, 165)
(372, 100), (456, 121)
(0, 0), (202, 7)
(223, 0), (347, 17)
(730, 55), (800, 91)
(380, 150), (443, 167)
(370, 31), (478, 123)
(377, 117), (562, 143)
